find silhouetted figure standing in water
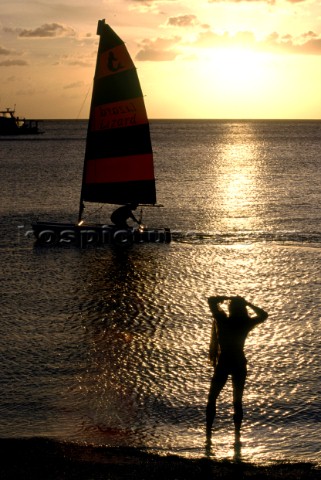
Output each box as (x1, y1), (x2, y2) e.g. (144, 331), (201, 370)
(110, 203), (141, 229)
(206, 295), (268, 439)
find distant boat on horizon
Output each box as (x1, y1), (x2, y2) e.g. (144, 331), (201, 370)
(0, 107), (43, 136)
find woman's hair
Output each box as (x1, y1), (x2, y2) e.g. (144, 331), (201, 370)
(229, 297), (248, 318)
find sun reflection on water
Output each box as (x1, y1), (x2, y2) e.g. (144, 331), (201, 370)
(207, 123), (268, 232)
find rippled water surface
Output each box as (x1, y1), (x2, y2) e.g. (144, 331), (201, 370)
(0, 120), (320, 464)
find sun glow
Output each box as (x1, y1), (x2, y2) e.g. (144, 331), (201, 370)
(182, 45), (282, 118)
(208, 47), (273, 96)
(220, 48), (266, 83)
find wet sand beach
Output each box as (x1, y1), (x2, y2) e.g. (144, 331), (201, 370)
(1, 438), (320, 480)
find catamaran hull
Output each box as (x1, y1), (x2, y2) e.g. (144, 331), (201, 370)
(31, 222), (171, 246)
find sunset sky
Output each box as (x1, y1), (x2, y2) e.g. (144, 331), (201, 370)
(1, 0), (321, 119)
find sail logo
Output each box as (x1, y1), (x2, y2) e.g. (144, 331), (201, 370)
(92, 98), (148, 131)
(97, 45), (134, 78)
(107, 51), (123, 72)
(100, 101), (136, 117)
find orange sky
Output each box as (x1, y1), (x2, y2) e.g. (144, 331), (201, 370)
(1, 0), (321, 119)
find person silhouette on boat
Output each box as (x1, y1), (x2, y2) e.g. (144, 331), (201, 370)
(110, 203), (141, 229)
(206, 295), (268, 439)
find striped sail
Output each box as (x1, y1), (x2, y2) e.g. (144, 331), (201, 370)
(80, 20), (156, 209)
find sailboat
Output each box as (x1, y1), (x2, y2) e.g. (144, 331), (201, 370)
(32, 19), (171, 246)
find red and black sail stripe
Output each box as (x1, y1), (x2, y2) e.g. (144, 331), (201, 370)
(81, 20), (156, 206)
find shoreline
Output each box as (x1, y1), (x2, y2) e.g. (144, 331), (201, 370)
(0, 438), (320, 479)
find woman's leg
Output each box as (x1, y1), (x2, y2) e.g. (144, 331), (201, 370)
(232, 366), (247, 433)
(206, 366), (228, 437)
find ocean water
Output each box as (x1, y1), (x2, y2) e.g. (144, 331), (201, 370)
(0, 119), (320, 465)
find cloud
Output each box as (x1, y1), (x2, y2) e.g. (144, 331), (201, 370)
(206, 0), (301, 4)
(134, 26), (321, 63)
(207, 0), (276, 3)
(127, 0), (177, 13)
(68, 60), (92, 67)
(0, 46), (12, 55)
(64, 81), (84, 89)
(165, 15), (211, 31)
(265, 31), (321, 55)
(207, 0), (308, 3)
(193, 29), (257, 49)
(189, 27), (321, 55)
(0, 59), (28, 66)
(167, 15), (199, 27)
(16, 87), (37, 96)
(302, 38), (321, 54)
(127, 0), (175, 4)
(19, 23), (76, 38)
(135, 36), (181, 61)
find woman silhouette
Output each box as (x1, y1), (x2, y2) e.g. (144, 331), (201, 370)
(206, 295), (268, 439)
